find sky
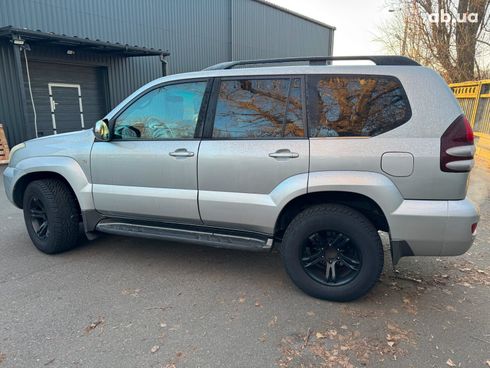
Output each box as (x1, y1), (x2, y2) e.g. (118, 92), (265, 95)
(267, 0), (395, 56)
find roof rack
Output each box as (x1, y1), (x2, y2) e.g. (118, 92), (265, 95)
(204, 55), (420, 70)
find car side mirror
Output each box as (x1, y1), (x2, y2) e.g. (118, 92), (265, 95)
(93, 120), (111, 141)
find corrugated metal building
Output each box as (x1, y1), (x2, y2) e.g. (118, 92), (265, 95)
(0, 0), (335, 146)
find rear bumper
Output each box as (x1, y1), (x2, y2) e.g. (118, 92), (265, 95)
(389, 197), (479, 260)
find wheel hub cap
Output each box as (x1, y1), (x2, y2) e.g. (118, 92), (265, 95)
(301, 230), (362, 286)
(29, 197), (49, 239)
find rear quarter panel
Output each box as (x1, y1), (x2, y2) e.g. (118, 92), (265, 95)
(308, 66), (468, 200)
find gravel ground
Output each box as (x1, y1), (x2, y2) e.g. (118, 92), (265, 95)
(0, 163), (489, 368)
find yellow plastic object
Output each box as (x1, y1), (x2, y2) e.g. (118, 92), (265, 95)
(450, 80), (490, 161)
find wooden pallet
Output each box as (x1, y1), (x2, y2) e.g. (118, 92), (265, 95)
(0, 124), (10, 164)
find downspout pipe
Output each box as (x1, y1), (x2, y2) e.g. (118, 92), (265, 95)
(160, 54), (168, 76)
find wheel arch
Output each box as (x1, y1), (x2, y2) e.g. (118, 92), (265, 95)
(274, 191), (390, 239)
(12, 156), (94, 213)
(13, 171), (80, 212)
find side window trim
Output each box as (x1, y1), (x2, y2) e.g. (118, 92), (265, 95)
(203, 75), (307, 140)
(281, 79), (292, 136)
(306, 74), (412, 138)
(202, 78), (220, 139)
(108, 78), (211, 141)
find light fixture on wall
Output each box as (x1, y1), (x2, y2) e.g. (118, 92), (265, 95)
(12, 37), (25, 45)
(66, 49), (75, 55)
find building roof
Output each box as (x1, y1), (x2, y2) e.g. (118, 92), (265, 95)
(0, 26), (169, 57)
(253, 0), (336, 30)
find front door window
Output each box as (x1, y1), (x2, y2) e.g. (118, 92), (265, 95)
(113, 81), (207, 140)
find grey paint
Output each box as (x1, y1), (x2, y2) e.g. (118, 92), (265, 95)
(198, 139), (309, 233)
(102, 64), (470, 200)
(91, 140), (202, 223)
(381, 152), (414, 177)
(0, 0), (333, 146)
(2, 63), (479, 259)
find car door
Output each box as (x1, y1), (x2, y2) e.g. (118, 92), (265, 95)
(197, 76), (309, 234)
(90, 79), (209, 223)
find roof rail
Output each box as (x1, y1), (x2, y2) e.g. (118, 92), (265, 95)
(204, 55), (420, 70)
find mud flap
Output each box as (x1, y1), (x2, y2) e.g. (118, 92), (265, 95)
(390, 240), (415, 265)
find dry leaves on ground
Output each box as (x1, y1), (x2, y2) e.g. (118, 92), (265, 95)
(163, 352), (184, 368)
(387, 259), (489, 291)
(150, 345), (160, 354)
(279, 322), (414, 368)
(340, 304), (385, 318)
(402, 296), (418, 315)
(121, 288), (140, 297)
(268, 316), (278, 327)
(84, 317), (105, 335)
(452, 261), (490, 286)
(0, 353), (5, 364)
(446, 358), (457, 366)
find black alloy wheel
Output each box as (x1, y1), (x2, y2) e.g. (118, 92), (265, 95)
(28, 196), (49, 240)
(281, 204), (384, 301)
(301, 230), (362, 286)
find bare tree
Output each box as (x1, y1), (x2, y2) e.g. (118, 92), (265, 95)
(377, 0), (490, 82)
(314, 77), (406, 136)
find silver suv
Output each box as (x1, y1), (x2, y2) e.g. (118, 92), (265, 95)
(3, 56), (479, 301)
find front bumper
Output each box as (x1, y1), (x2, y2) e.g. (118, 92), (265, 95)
(3, 166), (16, 206)
(389, 197), (479, 259)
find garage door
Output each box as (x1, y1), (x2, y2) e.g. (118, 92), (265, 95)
(22, 61), (108, 137)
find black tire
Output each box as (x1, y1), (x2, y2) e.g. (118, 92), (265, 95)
(281, 204), (383, 302)
(22, 179), (80, 254)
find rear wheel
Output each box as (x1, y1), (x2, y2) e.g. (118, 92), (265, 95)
(281, 204), (383, 301)
(23, 179), (80, 254)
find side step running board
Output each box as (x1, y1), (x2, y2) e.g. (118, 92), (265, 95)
(96, 221), (273, 252)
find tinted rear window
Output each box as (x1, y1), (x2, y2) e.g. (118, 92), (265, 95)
(212, 78), (305, 139)
(307, 75), (411, 137)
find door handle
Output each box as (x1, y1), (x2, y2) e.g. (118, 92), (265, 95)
(269, 149), (299, 159)
(169, 148), (194, 157)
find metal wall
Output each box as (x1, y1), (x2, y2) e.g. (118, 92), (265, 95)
(0, 0), (334, 146)
(0, 0), (333, 73)
(0, 40), (28, 146)
(19, 44), (162, 107)
(231, 0), (334, 60)
(0, 0), (232, 74)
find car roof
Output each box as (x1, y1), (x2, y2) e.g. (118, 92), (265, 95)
(105, 63), (438, 122)
(152, 64), (425, 84)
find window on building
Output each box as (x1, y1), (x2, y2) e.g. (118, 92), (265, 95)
(212, 78), (304, 139)
(114, 81), (207, 140)
(307, 75), (411, 137)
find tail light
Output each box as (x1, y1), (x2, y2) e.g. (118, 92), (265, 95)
(440, 115), (475, 172)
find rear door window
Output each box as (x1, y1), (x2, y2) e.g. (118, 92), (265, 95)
(307, 75), (411, 137)
(212, 78), (305, 139)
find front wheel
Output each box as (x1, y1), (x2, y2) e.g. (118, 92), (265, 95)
(281, 204), (383, 302)
(23, 179), (80, 254)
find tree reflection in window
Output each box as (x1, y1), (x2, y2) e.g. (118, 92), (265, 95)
(309, 76), (410, 137)
(213, 78), (304, 139)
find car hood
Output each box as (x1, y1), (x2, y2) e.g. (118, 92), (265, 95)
(10, 129), (95, 175)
